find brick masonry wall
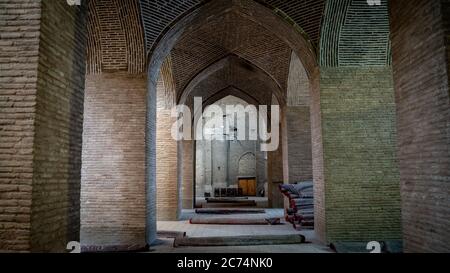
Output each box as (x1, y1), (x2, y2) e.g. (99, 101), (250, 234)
(0, 0), (87, 252)
(156, 77), (179, 221)
(286, 107), (313, 183)
(81, 72), (146, 246)
(30, 0), (87, 252)
(320, 67), (402, 243)
(309, 72), (326, 243)
(155, 110), (178, 221)
(287, 52), (310, 107)
(0, 0), (40, 252)
(286, 51), (313, 184)
(390, 0), (450, 253)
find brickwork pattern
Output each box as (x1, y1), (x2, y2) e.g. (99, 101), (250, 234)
(171, 11), (292, 97)
(320, 0), (391, 67)
(286, 52), (313, 184)
(262, 0), (325, 46)
(320, 67), (402, 243)
(390, 0), (450, 253)
(86, 0), (145, 74)
(287, 52), (310, 107)
(183, 56), (274, 109)
(3, 0), (447, 252)
(156, 77), (179, 221)
(81, 73), (147, 246)
(0, 0), (87, 252)
(0, 0), (41, 252)
(139, 0), (325, 51)
(309, 71), (326, 242)
(286, 107), (312, 183)
(30, 0), (87, 252)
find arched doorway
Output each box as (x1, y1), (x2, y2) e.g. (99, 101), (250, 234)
(193, 95), (266, 208)
(146, 0), (319, 244)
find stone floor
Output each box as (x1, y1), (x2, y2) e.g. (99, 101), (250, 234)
(152, 209), (332, 253)
(150, 239), (332, 253)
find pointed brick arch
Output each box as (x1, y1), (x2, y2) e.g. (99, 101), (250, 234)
(139, 0), (325, 53)
(144, 0), (320, 245)
(179, 54), (284, 108)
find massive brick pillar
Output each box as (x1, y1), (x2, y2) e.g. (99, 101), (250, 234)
(156, 73), (179, 221)
(317, 67), (402, 243)
(314, 0), (402, 244)
(81, 73), (146, 247)
(79, 0), (148, 248)
(0, 0), (87, 252)
(286, 52), (313, 183)
(286, 107), (312, 183)
(390, 0), (450, 253)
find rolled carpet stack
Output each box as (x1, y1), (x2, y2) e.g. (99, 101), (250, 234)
(279, 181), (314, 230)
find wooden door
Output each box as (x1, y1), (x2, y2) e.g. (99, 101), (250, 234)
(239, 179), (248, 196)
(247, 178), (256, 196)
(239, 178), (257, 196)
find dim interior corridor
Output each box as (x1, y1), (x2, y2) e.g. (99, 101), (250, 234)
(1, 0), (449, 253)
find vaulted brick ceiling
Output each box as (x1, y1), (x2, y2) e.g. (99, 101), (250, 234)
(183, 55), (275, 108)
(86, 0), (146, 74)
(139, 0), (326, 52)
(138, 0), (392, 69)
(139, 0), (327, 96)
(320, 0), (391, 67)
(85, 0), (391, 77)
(170, 11), (292, 97)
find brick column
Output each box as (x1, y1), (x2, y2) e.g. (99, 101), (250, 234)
(81, 73), (147, 248)
(315, 67), (402, 244)
(156, 78), (179, 221)
(0, 0), (40, 252)
(286, 107), (313, 182)
(0, 0), (87, 252)
(390, 0), (450, 253)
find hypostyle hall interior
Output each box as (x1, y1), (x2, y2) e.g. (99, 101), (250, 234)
(0, 0), (449, 254)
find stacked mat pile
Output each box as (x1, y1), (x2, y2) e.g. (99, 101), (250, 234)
(279, 181), (314, 230)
